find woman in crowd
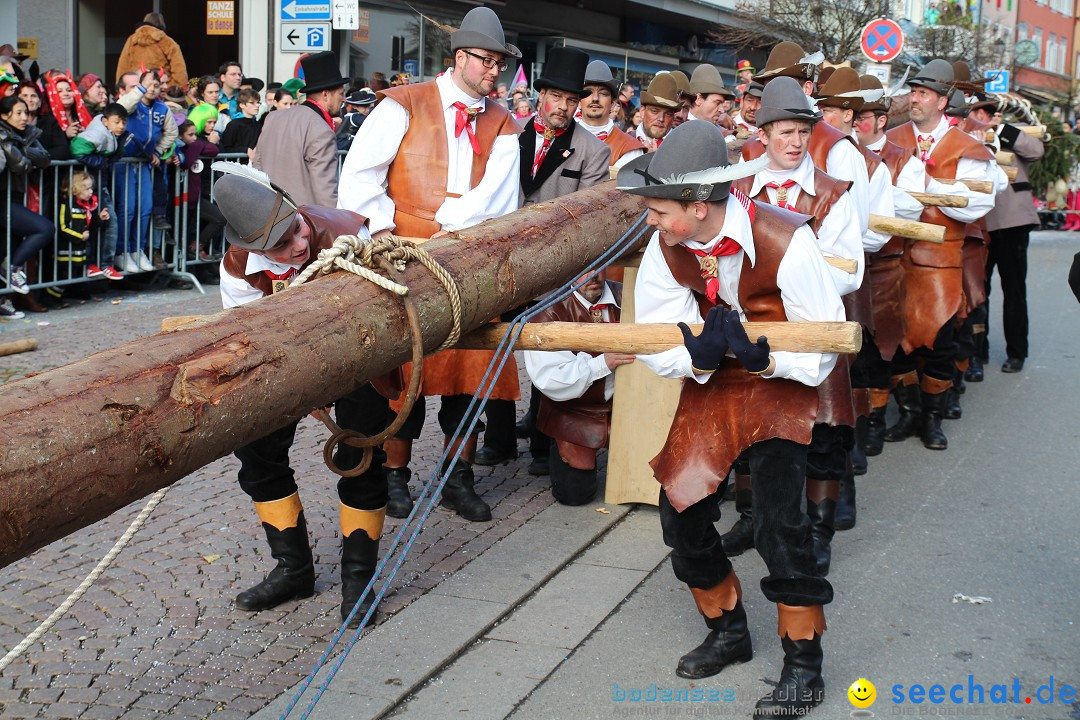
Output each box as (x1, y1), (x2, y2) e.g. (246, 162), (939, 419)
(38, 71), (92, 160)
(0, 95), (54, 296)
(17, 82), (42, 126)
(513, 97), (534, 120)
(77, 74), (110, 116)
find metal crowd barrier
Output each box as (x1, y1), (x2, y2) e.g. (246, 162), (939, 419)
(1, 150), (352, 302)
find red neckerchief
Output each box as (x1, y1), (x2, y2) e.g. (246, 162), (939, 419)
(264, 267), (297, 281)
(44, 72), (93, 132)
(589, 302), (612, 322)
(917, 133), (936, 167)
(75, 194), (99, 213)
(451, 101), (481, 154)
(532, 115), (568, 176)
(596, 130), (609, 141)
(764, 178), (798, 210)
(306, 100), (335, 131)
(681, 188), (755, 303)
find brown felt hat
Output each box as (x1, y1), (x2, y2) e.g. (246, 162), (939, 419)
(859, 74), (888, 114)
(689, 64), (734, 99)
(816, 67), (864, 111)
(754, 41), (818, 83)
(641, 73), (680, 109)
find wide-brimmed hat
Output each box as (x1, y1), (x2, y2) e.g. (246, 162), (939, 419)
(951, 61), (992, 94)
(736, 59), (755, 74)
(754, 42), (821, 83)
(616, 121), (769, 202)
(451, 7), (522, 59)
(689, 64), (734, 99)
(583, 60), (620, 97)
(640, 73), (680, 109)
(755, 75), (821, 127)
(212, 162), (300, 252)
(816, 67), (864, 111)
(944, 90), (969, 118)
(669, 70), (691, 99)
(243, 77), (265, 93)
(345, 87), (377, 106)
(300, 51), (349, 94)
(534, 46), (590, 97)
(964, 90), (999, 114)
(859, 74), (887, 114)
(744, 80), (764, 99)
(908, 59), (954, 96)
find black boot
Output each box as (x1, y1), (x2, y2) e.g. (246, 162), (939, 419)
(944, 387), (962, 420)
(805, 479), (836, 576)
(515, 410), (532, 439)
(720, 474), (754, 556)
(236, 497), (315, 612)
(441, 462), (492, 522)
(834, 464), (856, 532)
(385, 467), (414, 519)
(676, 601), (753, 679)
(340, 505), (385, 628)
(864, 405), (887, 456)
(920, 391), (949, 450)
(851, 416), (868, 475)
(964, 354), (984, 382)
(754, 635), (825, 717)
(883, 382), (921, 442)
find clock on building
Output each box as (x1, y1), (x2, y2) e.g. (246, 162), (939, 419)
(1014, 39), (1040, 67)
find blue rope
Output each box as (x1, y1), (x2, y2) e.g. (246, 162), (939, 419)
(280, 213), (650, 719)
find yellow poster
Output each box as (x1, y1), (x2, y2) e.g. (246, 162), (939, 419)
(207, 0), (235, 36)
(351, 9), (370, 43)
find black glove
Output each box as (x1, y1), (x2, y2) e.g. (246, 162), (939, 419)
(677, 306), (728, 373)
(722, 309), (771, 374)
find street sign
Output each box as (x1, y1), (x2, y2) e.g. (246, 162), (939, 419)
(861, 18), (904, 63)
(281, 22), (331, 53)
(403, 59), (419, 77)
(985, 70), (1010, 93)
(865, 62), (891, 85)
(280, 1), (331, 21)
(332, 0), (359, 30)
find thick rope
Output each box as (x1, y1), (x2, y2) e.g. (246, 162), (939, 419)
(0, 487), (169, 674)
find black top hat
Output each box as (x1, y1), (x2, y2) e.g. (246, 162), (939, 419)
(267, 81), (283, 92)
(345, 87), (377, 106)
(300, 51), (349, 94)
(535, 47), (590, 97)
(451, 7), (522, 59)
(616, 121), (768, 202)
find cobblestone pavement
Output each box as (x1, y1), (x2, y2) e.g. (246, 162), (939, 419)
(0, 284), (553, 719)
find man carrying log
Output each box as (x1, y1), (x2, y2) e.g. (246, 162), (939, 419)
(618, 121), (844, 716)
(522, 268), (632, 505)
(575, 60), (645, 169)
(884, 60), (997, 451)
(727, 77), (860, 575)
(338, 7), (523, 523)
(214, 162), (394, 628)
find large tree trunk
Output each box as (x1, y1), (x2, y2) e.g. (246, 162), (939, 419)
(0, 183), (647, 569)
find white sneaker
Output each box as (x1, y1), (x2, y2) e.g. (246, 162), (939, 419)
(119, 253), (141, 274)
(0, 298), (25, 320)
(135, 252), (155, 272)
(0, 260), (29, 294)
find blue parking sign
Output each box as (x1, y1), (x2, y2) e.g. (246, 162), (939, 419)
(986, 70), (1009, 93)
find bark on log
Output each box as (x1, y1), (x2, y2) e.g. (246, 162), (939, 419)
(908, 191), (969, 208)
(869, 214), (945, 244)
(0, 182), (647, 569)
(455, 321), (862, 354)
(0, 339), (38, 357)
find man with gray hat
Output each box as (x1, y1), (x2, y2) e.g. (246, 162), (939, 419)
(213, 162), (398, 629)
(884, 59), (997, 452)
(254, 50), (348, 209)
(686, 64), (735, 131)
(338, 6), (524, 523)
(732, 81), (762, 136)
(576, 59), (645, 169)
(617, 121), (843, 716)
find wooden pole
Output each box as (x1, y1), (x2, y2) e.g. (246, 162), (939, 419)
(908, 191), (969, 208)
(1018, 124), (1046, 136)
(869, 214), (945, 243)
(996, 150), (1016, 166)
(936, 179), (994, 194)
(0, 338), (38, 357)
(456, 321), (862, 354)
(0, 182), (648, 569)
(1002, 165), (1019, 181)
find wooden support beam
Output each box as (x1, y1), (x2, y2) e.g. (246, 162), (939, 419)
(0, 338), (38, 357)
(908, 191), (969, 208)
(869, 214), (945, 244)
(936, 179), (994, 194)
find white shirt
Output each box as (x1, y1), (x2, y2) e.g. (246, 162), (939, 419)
(855, 130), (895, 253)
(732, 112), (757, 133)
(908, 116), (997, 223)
(576, 117), (645, 169)
(523, 283), (620, 402)
(823, 135), (871, 234)
(337, 71), (521, 234)
(634, 196), (842, 387)
(748, 154), (864, 296)
(865, 135), (926, 221)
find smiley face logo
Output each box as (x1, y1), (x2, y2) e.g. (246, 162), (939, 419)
(848, 678), (876, 708)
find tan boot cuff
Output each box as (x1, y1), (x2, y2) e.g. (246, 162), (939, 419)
(890, 371), (919, 390)
(254, 492), (303, 532)
(691, 571), (742, 619)
(868, 388), (891, 409)
(955, 358), (970, 373)
(921, 375), (952, 395)
(340, 504), (386, 541)
(776, 603), (826, 641)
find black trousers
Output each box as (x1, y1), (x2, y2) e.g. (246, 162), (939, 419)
(482, 398), (518, 453)
(954, 303), (987, 363)
(659, 438), (833, 607)
(890, 319), (958, 382)
(394, 393), (482, 440)
(806, 423), (853, 481)
(234, 383), (390, 511)
(986, 227), (1031, 360)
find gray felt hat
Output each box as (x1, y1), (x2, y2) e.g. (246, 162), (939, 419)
(583, 60), (620, 97)
(451, 7), (522, 60)
(755, 76), (822, 127)
(689, 64), (734, 98)
(212, 162), (299, 252)
(616, 121), (768, 202)
(908, 59), (954, 96)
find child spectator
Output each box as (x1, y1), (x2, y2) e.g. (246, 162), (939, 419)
(218, 87), (262, 156)
(175, 119), (224, 262)
(47, 170), (116, 305)
(270, 89), (296, 111)
(70, 102), (129, 281)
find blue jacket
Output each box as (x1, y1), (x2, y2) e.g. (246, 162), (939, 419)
(123, 97), (170, 160)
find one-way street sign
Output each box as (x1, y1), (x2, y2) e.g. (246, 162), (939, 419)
(281, 22), (330, 53)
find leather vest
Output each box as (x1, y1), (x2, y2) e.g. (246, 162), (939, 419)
(603, 127), (646, 167)
(732, 169), (851, 236)
(740, 122), (858, 176)
(380, 81), (521, 237)
(870, 140), (913, 259)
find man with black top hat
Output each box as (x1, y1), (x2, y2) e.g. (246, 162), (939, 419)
(338, 7), (523, 524)
(576, 59), (645, 169)
(618, 121), (842, 716)
(520, 46), (611, 204)
(884, 59), (997, 451)
(212, 161), (396, 628)
(254, 50), (347, 209)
